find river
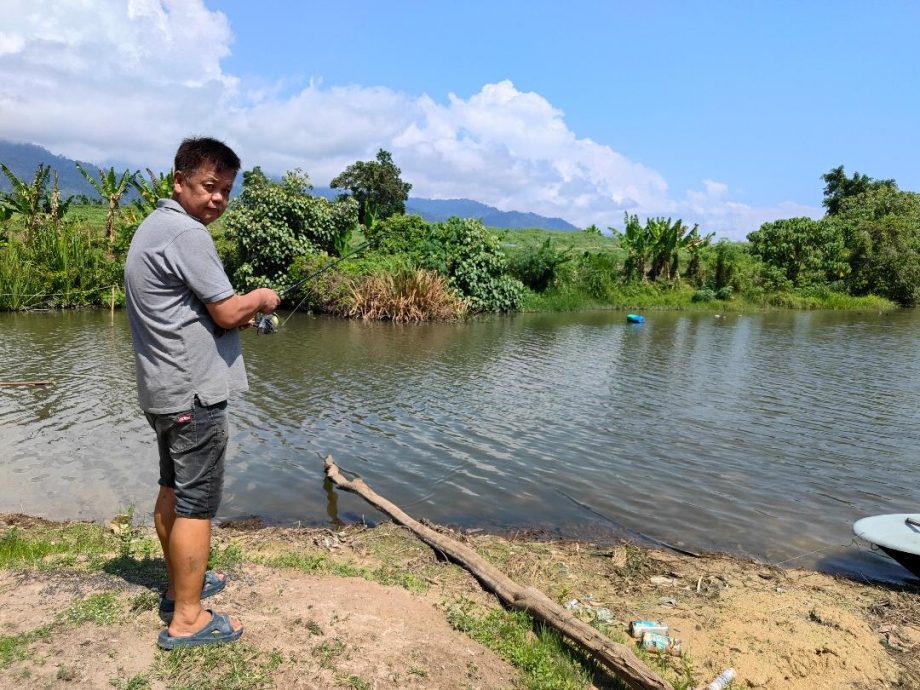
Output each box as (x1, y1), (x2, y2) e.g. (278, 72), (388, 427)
(1, 308), (918, 583)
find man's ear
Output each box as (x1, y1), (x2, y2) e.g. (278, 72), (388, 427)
(172, 170), (185, 197)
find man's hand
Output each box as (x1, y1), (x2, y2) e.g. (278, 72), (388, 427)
(207, 287), (282, 330)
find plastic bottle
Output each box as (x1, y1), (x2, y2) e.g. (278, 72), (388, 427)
(706, 668), (736, 690)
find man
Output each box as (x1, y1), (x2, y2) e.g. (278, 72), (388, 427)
(125, 137), (280, 649)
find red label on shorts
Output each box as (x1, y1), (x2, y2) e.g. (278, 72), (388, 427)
(176, 413), (192, 424)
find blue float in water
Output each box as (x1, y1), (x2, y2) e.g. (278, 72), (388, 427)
(626, 314), (645, 324)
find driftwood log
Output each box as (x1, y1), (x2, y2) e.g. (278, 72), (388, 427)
(324, 455), (672, 690)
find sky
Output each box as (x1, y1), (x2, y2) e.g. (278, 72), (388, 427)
(1, 1), (918, 239)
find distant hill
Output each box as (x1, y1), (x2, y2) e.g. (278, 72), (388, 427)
(0, 140), (580, 231)
(0, 140), (101, 198)
(311, 187), (579, 231)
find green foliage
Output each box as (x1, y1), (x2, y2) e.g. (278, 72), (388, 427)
(331, 149), (412, 226)
(425, 217), (524, 312)
(0, 163), (74, 236)
(507, 238), (573, 292)
(446, 599), (592, 690)
(692, 288), (716, 302)
(366, 213), (434, 258)
(131, 168), (174, 216)
(0, 210), (116, 310)
(613, 213), (712, 282)
(574, 251), (620, 299)
(821, 165), (896, 216)
(75, 163), (135, 245)
(747, 216), (847, 288)
(829, 185), (920, 306)
(222, 167), (359, 292)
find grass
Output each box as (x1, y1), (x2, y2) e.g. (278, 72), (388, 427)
(257, 551), (430, 594)
(152, 643), (283, 690)
(446, 597), (595, 690)
(495, 227), (619, 254)
(521, 281), (898, 313)
(0, 523), (113, 569)
(64, 592), (123, 626)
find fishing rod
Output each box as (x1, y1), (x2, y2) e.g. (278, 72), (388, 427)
(254, 238), (374, 334)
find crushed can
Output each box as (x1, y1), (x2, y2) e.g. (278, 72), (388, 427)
(629, 620), (668, 638)
(641, 632), (682, 657)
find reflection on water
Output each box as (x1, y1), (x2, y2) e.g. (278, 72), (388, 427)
(1, 308), (919, 583)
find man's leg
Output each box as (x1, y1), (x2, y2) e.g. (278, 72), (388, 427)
(154, 486), (177, 598)
(167, 516), (232, 635)
(160, 399), (240, 639)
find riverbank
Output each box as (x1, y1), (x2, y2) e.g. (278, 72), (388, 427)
(0, 513), (917, 689)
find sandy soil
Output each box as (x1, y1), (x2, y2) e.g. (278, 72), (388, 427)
(0, 515), (918, 690)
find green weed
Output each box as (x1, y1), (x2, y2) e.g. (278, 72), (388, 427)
(312, 637), (347, 669)
(64, 592), (122, 626)
(0, 625), (53, 669)
(0, 523), (112, 569)
(109, 673), (152, 690)
(446, 597), (593, 690)
(153, 642), (280, 690)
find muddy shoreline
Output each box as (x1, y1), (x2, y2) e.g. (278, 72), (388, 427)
(1, 512), (918, 689)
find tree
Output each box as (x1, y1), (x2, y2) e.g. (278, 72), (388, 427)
(0, 163), (73, 238)
(612, 214), (711, 282)
(330, 149), (411, 226)
(821, 165), (895, 216)
(75, 163), (135, 245)
(221, 167), (359, 292)
(747, 217), (846, 288)
(828, 185), (920, 305)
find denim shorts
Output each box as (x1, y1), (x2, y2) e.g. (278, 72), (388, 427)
(145, 398), (229, 519)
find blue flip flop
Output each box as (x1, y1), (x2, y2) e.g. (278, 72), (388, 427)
(157, 610), (243, 650)
(158, 570), (228, 623)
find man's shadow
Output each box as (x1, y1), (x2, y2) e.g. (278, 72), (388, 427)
(102, 554), (165, 590)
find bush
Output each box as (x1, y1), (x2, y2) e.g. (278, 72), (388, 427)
(424, 217), (524, 313)
(574, 251), (619, 299)
(715, 286), (734, 301)
(507, 238), (572, 292)
(691, 288), (716, 302)
(222, 168), (359, 292)
(367, 214), (435, 260)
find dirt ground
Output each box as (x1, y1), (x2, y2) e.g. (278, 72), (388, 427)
(0, 514), (918, 689)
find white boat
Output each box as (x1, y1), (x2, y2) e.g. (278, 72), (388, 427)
(853, 514), (920, 578)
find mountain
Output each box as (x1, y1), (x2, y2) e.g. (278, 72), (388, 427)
(0, 140), (101, 198)
(0, 140), (580, 231)
(405, 198), (578, 231)
(311, 187), (579, 231)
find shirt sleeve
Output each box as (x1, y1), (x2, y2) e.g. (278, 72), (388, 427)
(163, 227), (236, 304)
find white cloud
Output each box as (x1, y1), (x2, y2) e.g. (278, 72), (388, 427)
(0, 1), (819, 238)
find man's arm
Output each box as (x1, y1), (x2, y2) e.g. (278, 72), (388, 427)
(206, 287), (281, 330)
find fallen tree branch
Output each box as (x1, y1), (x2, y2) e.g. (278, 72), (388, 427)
(324, 455), (672, 690)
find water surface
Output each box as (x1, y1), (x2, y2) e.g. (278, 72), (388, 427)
(1, 308), (918, 583)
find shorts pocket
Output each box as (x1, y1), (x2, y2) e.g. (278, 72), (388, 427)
(168, 410), (198, 454)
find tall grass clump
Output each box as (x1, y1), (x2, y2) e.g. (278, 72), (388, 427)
(344, 269), (467, 322)
(0, 240), (40, 310)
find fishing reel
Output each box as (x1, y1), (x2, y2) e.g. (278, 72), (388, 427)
(255, 313), (280, 335)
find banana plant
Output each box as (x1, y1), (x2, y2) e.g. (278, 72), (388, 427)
(130, 167), (174, 217)
(617, 213), (650, 281)
(1, 162), (50, 237)
(75, 163), (136, 245)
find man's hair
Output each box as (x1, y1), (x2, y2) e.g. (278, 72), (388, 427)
(174, 137), (241, 176)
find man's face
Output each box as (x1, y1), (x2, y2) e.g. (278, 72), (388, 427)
(173, 162), (236, 226)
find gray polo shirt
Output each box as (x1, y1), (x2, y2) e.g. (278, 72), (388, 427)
(125, 198), (248, 413)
